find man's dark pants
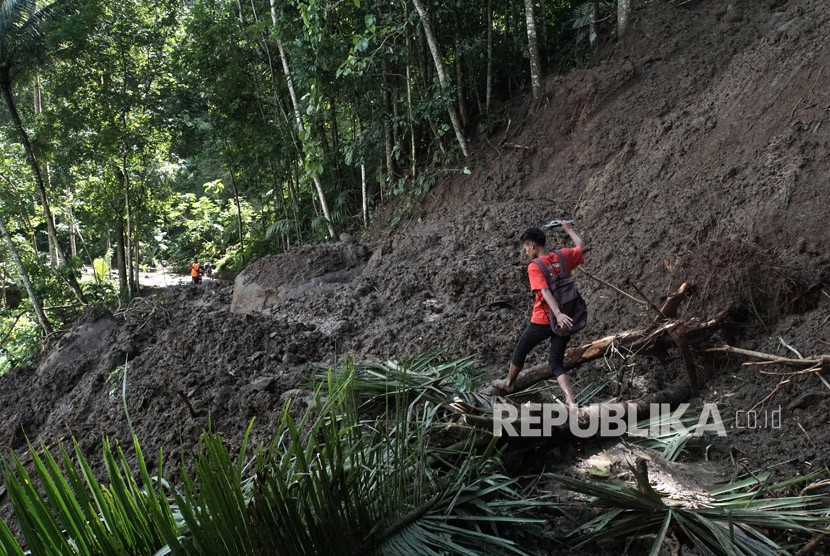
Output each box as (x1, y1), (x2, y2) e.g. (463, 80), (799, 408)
(511, 323), (571, 378)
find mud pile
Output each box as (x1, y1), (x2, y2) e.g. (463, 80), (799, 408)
(2, 0), (830, 539)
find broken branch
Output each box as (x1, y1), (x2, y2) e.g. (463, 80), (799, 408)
(706, 344), (829, 368)
(578, 267), (649, 307)
(482, 309), (729, 396)
(659, 283), (693, 319)
(628, 281), (669, 321)
(670, 323), (699, 396)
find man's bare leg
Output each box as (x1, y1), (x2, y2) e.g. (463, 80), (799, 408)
(556, 373), (578, 409)
(493, 363), (522, 392)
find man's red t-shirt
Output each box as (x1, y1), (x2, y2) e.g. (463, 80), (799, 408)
(528, 247), (584, 325)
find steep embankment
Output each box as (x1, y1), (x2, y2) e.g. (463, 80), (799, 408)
(1, 0), (829, 532)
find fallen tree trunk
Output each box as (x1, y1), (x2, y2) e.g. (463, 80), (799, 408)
(461, 380), (692, 435)
(480, 309), (729, 396)
(575, 380), (691, 426)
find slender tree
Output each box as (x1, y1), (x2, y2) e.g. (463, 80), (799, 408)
(524, 0), (542, 105)
(618, 0), (631, 38)
(455, 37), (469, 128)
(0, 0), (86, 304)
(411, 0), (470, 157)
(0, 214), (51, 335)
(485, 0), (492, 114)
(270, 0), (336, 240)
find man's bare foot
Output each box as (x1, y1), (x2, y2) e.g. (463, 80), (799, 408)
(493, 378), (515, 392)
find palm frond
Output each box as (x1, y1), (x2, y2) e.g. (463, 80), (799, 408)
(313, 351), (482, 407)
(624, 408), (720, 462)
(0, 0), (76, 70)
(549, 468), (830, 555)
(151, 372), (546, 555)
(0, 434), (179, 555)
(2, 357), (553, 554)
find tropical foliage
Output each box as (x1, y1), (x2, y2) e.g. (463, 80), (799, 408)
(0, 0), (620, 369)
(551, 469), (830, 555)
(3, 355), (829, 554)
(1, 358), (551, 555)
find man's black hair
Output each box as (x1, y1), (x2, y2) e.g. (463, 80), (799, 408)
(520, 228), (546, 247)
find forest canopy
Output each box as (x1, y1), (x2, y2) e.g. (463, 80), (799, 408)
(0, 0), (620, 371)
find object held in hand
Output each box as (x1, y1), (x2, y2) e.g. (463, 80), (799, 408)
(543, 219), (575, 229)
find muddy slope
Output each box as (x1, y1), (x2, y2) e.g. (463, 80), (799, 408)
(1, 0), (830, 543)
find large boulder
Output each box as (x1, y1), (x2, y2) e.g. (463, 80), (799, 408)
(231, 243), (373, 315)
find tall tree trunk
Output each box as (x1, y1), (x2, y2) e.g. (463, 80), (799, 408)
(329, 97), (342, 185)
(115, 225), (127, 297)
(228, 169), (246, 258)
(0, 215), (52, 335)
(524, 0), (542, 105)
(0, 73), (86, 304)
(618, 0), (631, 38)
(384, 60), (400, 152)
(410, 0), (470, 157)
(289, 163), (302, 244)
(271, 30), (336, 239)
(384, 119), (394, 189)
(133, 232), (139, 294)
(44, 163), (61, 268)
(402, 4), (417, 178)
(382, 60), (396, 184)
(33, 75), (59, 268)
(455, 38), (469, 129)
(485, 0), (492, 114)
(119, 163), (135, 298)
(131, 187), (141, 293)
(417, 21), (430, 91)
(405, 43), (417, 178)
(361, 162), (368, 228)
(67, 204), (77, 257)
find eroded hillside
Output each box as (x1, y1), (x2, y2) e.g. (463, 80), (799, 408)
(2, 0), (829, 547)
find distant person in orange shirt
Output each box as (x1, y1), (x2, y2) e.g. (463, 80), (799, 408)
(493, 222), (587, 408)
(189, 257), (202, 284)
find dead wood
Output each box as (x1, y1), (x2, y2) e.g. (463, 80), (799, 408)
(670, 323), (699, 395)
(705, 344), (830, 368)
(578, 267), (649, 307)
(659, 282), (693, 319)
(462, 380), (692, 436)
(503, 142), (533, 151)
(629, 280), (669, 320)
(575, 380), (691, 425)
(481, 309), (729, 396)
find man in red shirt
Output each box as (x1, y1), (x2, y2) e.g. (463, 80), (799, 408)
(493, 222), (585, 408)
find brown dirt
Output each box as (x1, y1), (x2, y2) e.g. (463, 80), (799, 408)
(2, 0), (830, 551)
